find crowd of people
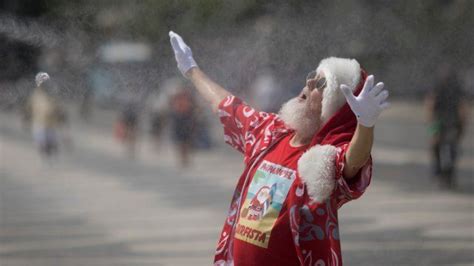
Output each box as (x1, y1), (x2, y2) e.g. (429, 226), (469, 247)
(19, 70), (307, 170)
(22, 59), (469, 183)
(113, 81), (205, 166)
(22, 71), (213, 167)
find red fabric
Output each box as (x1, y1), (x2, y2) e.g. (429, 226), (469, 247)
(287, 143), (372, 266)
(312, 70), (367, 147)
(232, 134), (307, 265)
(171, 90), (194, 114)
(114, 121), (126, 141)
(214, 70), (372, 266)
(215, 96), (290, 265)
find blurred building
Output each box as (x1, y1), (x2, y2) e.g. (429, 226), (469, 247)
(90, 41), (153, 107)
(1, 0), (473, 112)
(0, 0), (45, 108)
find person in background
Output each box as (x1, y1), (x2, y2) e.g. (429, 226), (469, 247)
(425, 63), (468, 189)
(114, 102), (140, 159)
(79, 85), (93, 121)
(193, 101), (213, 150)
(147, 89), (169, 149)
(169, 85), (196, 167)
(25, 72), (64, 160)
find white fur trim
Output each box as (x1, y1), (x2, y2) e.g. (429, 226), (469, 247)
(316, 57), (361, 123)
(297, 144), (337, 203)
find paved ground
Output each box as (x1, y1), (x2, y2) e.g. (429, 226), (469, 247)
(1, 101), (473, 266)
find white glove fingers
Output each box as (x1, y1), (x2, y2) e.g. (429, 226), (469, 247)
(340, 84), (355, 101)
(170, 35), (181, 53)
(362, 75), (374, 96)
(170, 31), (188, 51)
(184, 46), (192, 55)
(370, 82), (384, 96)
(379, 100), (391, 110)
(340, 84), (357, 106)
(345, 73), (388, 127)
(169, 30), (198, 77)
(375, 90), (389, 102)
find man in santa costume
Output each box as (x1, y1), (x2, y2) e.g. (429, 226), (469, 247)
(169, 31), (390, 266)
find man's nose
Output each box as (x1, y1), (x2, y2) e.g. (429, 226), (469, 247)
(307, 79), (318, 91)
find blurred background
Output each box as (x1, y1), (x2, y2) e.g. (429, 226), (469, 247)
(0, 0), (473, 265)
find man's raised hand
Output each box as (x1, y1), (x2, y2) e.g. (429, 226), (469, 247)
(340, 75), (390, 127)
(169, 31), (198, 77)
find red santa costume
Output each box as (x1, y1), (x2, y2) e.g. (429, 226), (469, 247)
(214, 57), (371, 266)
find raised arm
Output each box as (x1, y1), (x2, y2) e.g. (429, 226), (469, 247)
(340, 75), (390, 178)
(169, 31), (231, 113)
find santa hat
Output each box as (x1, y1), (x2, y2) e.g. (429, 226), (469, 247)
(317, 57), (361, 124)
(298, 57), (367, 203)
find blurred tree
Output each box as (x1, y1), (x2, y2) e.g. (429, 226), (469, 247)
(2, 0), (472, 98)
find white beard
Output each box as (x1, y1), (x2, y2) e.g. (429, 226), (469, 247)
(278, 97), (321, 139)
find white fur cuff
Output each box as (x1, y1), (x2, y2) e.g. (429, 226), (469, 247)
(297, 145), (337, 203)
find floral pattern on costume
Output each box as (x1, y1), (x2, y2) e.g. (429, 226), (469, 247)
(214, 95), (372, 266)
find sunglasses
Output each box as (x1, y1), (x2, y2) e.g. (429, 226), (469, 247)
(306, 70), (327, 91)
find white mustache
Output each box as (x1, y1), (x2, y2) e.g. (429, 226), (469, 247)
(278, 97), (320, 137)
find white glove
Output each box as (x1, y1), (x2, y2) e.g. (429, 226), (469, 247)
(340, 75), (390, 127)
(169, 31), (198, 76)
